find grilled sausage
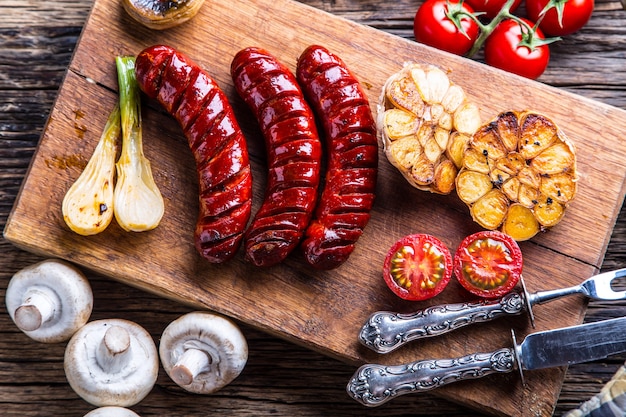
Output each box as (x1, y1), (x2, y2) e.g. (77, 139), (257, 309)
(135, 44), (252, 263)
(296, 45), (378, 270)
(231, 47), (322, 267)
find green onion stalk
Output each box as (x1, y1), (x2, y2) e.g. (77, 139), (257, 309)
(62, 103), (121, 235)
(113, 56), (164, 232)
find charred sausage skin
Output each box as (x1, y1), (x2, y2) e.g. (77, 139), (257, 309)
(135, 44), (252, 263)
(231, 47), (322, 267)
(296, 45), (378, 270)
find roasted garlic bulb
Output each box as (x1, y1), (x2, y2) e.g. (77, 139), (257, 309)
(123, 0), (206, 30)
(379, 63), (481, 194)
(455, 111), (578, 241)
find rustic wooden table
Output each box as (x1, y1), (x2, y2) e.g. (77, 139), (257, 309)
(2, 0), (626, 416)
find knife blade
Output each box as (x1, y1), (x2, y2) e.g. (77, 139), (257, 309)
(347, 316), (626, 407)
(359, 268), (626, 354)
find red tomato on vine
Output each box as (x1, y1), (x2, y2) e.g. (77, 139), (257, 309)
(413, 0), (480, 56)
(526, 0), (594, 36)
(465, 0), (522, 19)
(484, 18), (551, 79)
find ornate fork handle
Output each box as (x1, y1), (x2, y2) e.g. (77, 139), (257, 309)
(359, 292), (524, 353)
(347, 348), (515, 407)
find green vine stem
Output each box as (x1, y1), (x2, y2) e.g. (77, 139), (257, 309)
(446, 0), (561, 58)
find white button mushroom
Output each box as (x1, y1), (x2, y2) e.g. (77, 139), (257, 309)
(5, 259), (93, 343)
(83, 407), (140, 417)
(64, 319), (158, 407)
(159, 311), (248, 394)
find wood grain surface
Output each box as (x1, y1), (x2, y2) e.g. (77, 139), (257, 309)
(2, 0), (626, 416)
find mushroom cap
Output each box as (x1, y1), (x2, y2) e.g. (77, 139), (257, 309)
(159, 311), (248, 394)
(64, 319), (158, 407)
(83, 407), (141, 417)
(5, 259), (93, 343)
(122, 0), (206, 30)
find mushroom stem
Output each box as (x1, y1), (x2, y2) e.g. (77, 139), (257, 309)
(6, 259), (93, 343)
(65, 319), (158, 407)
(97, 325), (132, 374)
(13, 286), (59, 332)
(159, 312), (248, 394)
(171, 348), (212, 386)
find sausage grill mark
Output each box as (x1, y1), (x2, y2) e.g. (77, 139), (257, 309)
(134, 44), (375, 269)
(231, 47), (322, 268)
(135, 44), (253, 263)
(296, 45), (378, 270)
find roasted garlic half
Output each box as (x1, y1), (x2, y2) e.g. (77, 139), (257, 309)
(379, 63), (481, 194)
(455, 111), (578, 241)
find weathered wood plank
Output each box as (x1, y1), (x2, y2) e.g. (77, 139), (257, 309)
(10, 0), (626, 414)
(2, 0), (626, 416)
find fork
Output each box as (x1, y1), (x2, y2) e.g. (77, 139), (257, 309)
(359, 268), (626, 354)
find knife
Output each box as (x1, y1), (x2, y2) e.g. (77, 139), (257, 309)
(359, 268), (626, 354)
(347, 316), (626, 407)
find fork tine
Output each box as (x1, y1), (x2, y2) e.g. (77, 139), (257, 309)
(589, 268), (626, 300)
(599, 290), (626, 300)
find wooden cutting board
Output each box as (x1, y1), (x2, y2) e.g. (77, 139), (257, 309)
(5, 0), (626, 415)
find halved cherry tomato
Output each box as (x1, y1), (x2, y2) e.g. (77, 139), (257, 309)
(383, 234), (453, 301)
(453, 231), (523, 298)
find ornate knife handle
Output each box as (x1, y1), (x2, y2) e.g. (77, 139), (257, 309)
(359, 291), (525, 353)
(347, 348), (515, 407)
